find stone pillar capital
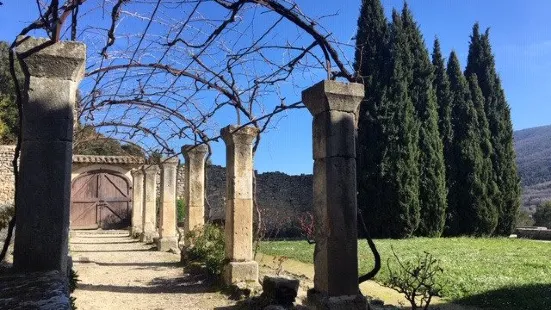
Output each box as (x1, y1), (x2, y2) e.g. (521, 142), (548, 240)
(131, 167), (144, 177)
(182, 144), (208, 161)
(143, 164), (160, 174)
(221, 125), (259, 147)
(301, 80), (364, 116)
(160, 156), (180, 167)
(16, 36), (86, 82)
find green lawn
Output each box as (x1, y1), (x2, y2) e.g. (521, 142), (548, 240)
(260, 238), (551, 310)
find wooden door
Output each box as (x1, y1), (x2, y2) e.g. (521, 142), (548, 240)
(71, 170), (132, 229)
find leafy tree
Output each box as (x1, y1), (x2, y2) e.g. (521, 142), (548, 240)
(0, 41), (23, 144)
(73, 125), (145, 157)
(516, 210), (534, 228)
(375, 10), (420, 238)
(533, 201), (551, 228)
(354, 0), (390, 235)
(402, 5), (447, 237)
(446, 52), (497, 236)
(465, 23), (521, 235)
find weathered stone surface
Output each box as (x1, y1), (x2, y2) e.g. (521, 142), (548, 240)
(131, 168), (144, 237)
(0, 270), (71, 310)
(221, 125), (259, 286)
(302, 80), (363, 116)
(312, 110), (356, 159)
(0, 145), (16, 206)
(303, 80), (364, 300)
(224, 198), (254, 260)
(141, 164), (159, 243)
(13, 37), (85, 274)
(223, 261), (259, 284)
(14, 140), (72, 273)
(307, 289), (369, 310)
(158, 157), (179, 251)
(182, 144), (208, 243)
(262, 276), (300, 306)
(16, 36), (86, 81)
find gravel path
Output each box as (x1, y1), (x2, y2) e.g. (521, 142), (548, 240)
(70, 230), (235, 310)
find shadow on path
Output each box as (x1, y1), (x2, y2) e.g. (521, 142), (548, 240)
(78, 274), (216, 295)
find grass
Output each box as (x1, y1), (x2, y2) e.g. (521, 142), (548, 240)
(259, 238), (551, 310)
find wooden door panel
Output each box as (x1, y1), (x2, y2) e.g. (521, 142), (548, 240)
(70, 202), (98, 229)
(71, 170), (132, 230)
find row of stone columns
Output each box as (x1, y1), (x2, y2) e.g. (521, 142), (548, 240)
(13, 36), (367, 310)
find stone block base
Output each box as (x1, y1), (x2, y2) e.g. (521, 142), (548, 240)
(223, 261), (259, 285)
(140, 230), (157, 244)
(307, 289), (369, 310)
(156, 236), (178, 252)
(131, 227), (142, 239)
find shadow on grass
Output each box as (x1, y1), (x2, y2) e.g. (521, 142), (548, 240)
(451, 283), (551, 310)
(78, 273), (216, 295)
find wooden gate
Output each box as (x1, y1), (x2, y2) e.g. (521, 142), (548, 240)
(70, 170), (132, 229)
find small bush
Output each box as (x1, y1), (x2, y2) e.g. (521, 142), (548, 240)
(533, 201), (551, 228)
(177, 199), (186, 223)
(384, 248), (445, 310)
(0, 204), (15, 231)
(185, 223), (226, 278)
(516, 210), (534, 227)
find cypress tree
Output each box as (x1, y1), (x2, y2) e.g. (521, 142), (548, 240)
(376, 10), (420, 238)
(431, 39), (455, 233)
(468, 73), (499, 233)
(465, 24), (521, 235)
(447, 52), (496, 236)
(401, 5), (447, 237)
(353, 0), (390, 235)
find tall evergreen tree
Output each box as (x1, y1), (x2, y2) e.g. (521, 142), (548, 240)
(431, 39), (455, 232)
(353, 0), (390, 235)
(447, 52), (497, 236)
(375, 10), (420, 238)
(401, 5), (447, 237)
(465, 24), (521, 235)
(468, 73), (500, 233)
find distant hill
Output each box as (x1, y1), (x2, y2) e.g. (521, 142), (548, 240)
(514, 124), (551, 211)
(514, 124), (551, 186)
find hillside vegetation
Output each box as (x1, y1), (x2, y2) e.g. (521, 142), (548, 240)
(514, 124), (551, 187)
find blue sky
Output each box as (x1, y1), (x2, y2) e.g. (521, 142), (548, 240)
(1, 1), (550, 175)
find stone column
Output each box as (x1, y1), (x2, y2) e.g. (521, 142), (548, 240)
(131, 168), (144, 238)
(221, 125), (259, 286)
(141, 164), (159, 243)
(302, 80), (366, 309)
(157, 157), (179, 251)
(13, 37), (85, 274)
(182, 144), (208, 242)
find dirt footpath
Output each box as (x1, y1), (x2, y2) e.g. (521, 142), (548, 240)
(70, 230), (235, 310)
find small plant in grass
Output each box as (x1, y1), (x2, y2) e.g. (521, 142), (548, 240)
(384, 248), (445, 310)
(185, 223), (226, 278)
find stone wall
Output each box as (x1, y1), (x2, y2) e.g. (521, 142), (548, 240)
(174, 164), (313, 237)
(0, 146), (16, 206)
